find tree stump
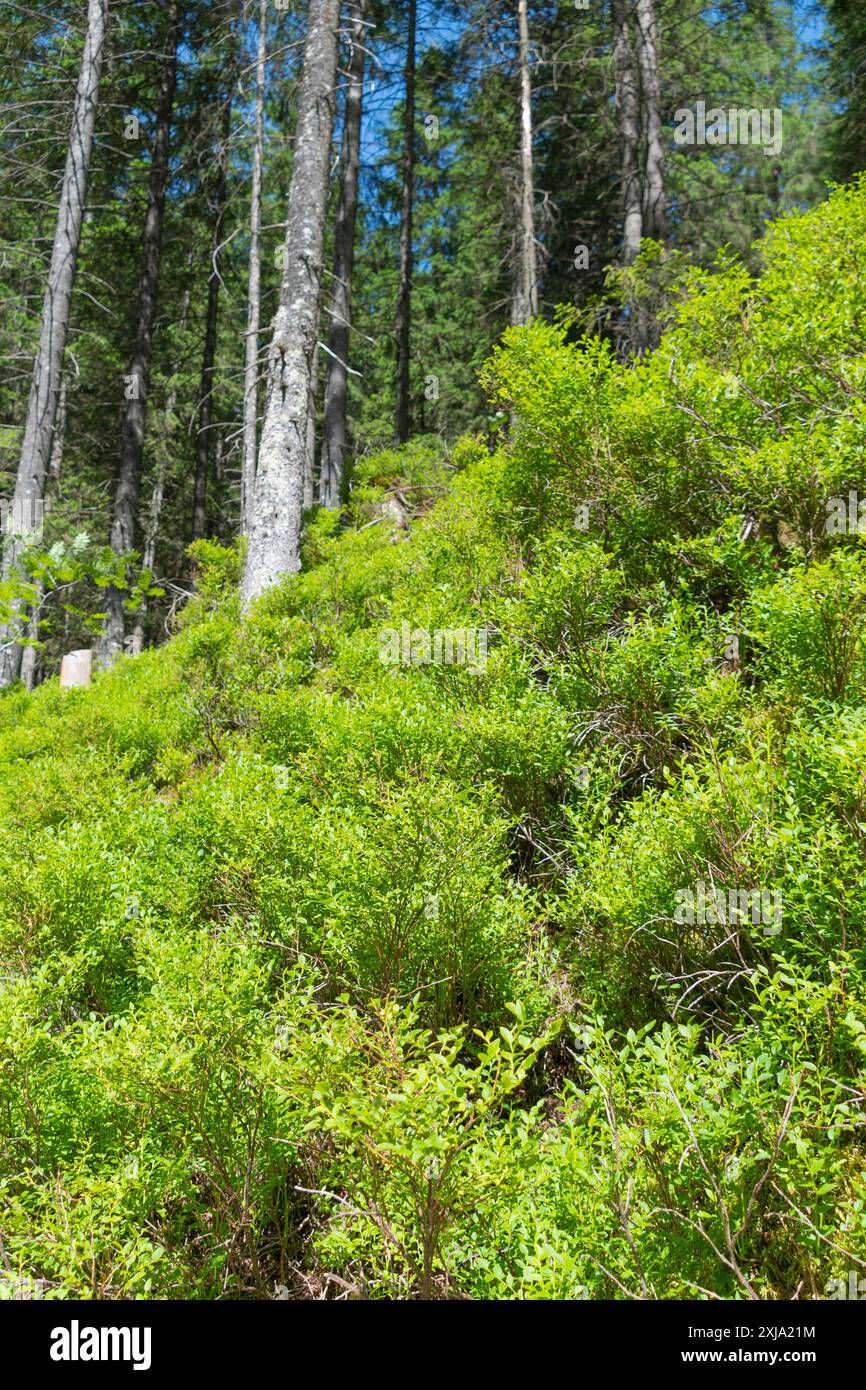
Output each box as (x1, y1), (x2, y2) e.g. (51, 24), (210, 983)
(59, 649), (93, 690)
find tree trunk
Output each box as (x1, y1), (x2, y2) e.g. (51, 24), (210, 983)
(241, 0), (268, 535)
(634, 0), (667, 241)
(319, 0), (366, 508)
(240, 0), (340, 611)
(100, 0), (180, 666)
(19, 594), (44, 692)
(304, 342), (319, 510)
(0, 0), (108, 688)
(612, 0), (642, 265)
(130, 282), (189, 658)
(21, 373), (70, 691)
(49, 374), (69, 481)
(511, 0), (538, 326)
(129, 464), (165, 657)
(192, 45), (237, 542)
(393, 0), (416, 444)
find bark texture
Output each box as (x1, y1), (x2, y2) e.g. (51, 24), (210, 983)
(192, 27), (239, 541)
(511, 0), (538, 326)
(100, 0), (180, 666)
(241, 0), (268, 535)
(0, 0), (108, 687)
(20, 375), (69, 691)
(304, 341), (318, 511)
(319, 0), (366, 508)
(634, 0), (667, 241)
(241, 0), (339, 611)
(612, 0), (643, 265)
(130, 283), (189, 657)
(393, 0), (416, 444)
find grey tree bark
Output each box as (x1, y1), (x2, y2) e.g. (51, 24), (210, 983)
(130, 283), (190, 657)
(634, 0), (667, 241)
(393, 0), (416, 444)
(241, 0), (340, 611)
(319, 0), (366, 509)
(100, 0), (180, 666)
(241, 0), (268, 535)
(304, 342), (319, 511)
(20, 375), (69, 691)
(19, 596), (44, 692)
(49, 374), (69, 483)
(192, 23), (239, 541)
(511, 0), (538, 326)
(612, 0), (643, 265)
(0, 0), (108, 688)
(129, 464), (165, 658)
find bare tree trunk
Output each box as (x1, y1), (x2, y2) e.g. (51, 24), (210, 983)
(241, 0), (339, 611)
(49, 374), (68, 482)
(130, 283), (190, 657)
(192, 34), (238, 542)
(129, 465), (165, 657)
(393, 0), (416, 444)
(19, 597), (43, 692)
(21, 373), (71, 690)
(319, 0), (366, 508)
(100, 0), (180, 667)
(612, 0), (643, 265)
(511, 0), (538, 326)
(241, 0), (268, 535)
(0, 0), (108, 688)
(634, 0), (667, 241)
(304, 342), (319, 510)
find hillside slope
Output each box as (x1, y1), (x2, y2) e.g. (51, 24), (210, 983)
(3, 182), (866, 1300)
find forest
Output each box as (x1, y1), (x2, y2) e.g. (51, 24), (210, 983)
(2, 0), (866, 1316)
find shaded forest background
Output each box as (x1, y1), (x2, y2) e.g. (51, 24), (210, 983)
(0, 0), (858, 676)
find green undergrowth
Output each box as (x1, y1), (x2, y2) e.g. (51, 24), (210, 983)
(3, 182), (866, 1300)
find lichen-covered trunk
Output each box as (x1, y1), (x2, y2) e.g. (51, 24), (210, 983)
(511, 0), (538, 327)
(635, 0), (667, 242)
(241, 0), (339, 610)
(241, 0), (268, 535)
(0, 0), (107, 688)
(319, 0), (366, 509)
(393, 0), (416, 445)
(100, 0), (180, 666)
(612, 0), (643, 266)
